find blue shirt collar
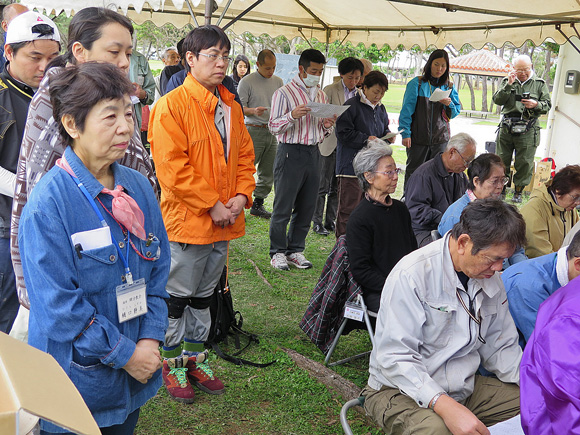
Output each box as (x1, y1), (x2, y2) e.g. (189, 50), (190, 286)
(64, 146), (132, 198)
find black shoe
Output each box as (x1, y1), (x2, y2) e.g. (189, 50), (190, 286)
(512, 187), (523, 204)
(312, 223), (329, 236)
(325, 221), (335, 233)
(250, 202), (272, 219)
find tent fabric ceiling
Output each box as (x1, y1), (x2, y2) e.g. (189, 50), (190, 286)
(23, 0), (580, 49)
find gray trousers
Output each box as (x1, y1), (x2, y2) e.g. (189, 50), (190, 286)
(269, 143), (320, 256)
(312, 149), (337, 227)
(247, 125), (277, 200)
(164, 241), (228, 347)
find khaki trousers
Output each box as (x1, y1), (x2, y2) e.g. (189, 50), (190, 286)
(362, 375), (520, 435)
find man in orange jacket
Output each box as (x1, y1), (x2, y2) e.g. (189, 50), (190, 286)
(149, 25), (255, 404)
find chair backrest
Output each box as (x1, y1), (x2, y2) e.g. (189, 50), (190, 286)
(299, 235), (363, 354)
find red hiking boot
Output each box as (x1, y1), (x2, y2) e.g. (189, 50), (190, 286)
(162, 356), (195, 403)
(186, 351), (225, 395)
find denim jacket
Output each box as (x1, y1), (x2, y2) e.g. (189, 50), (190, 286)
(19, 146), (170, 431)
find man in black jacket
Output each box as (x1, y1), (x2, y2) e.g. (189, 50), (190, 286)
(0, 11), (59, 333)
(405, 133), (475, 247)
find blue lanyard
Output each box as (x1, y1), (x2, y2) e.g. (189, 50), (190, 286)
(68, 173), (133, 284)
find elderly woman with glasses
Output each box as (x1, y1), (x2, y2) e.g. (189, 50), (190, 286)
(18, 62), (170, 434)
(521, 165), (580, 258)
(438, 153), (527, 267)
(345, 143), (417, 313)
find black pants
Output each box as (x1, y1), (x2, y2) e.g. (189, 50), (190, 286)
(312, 150), (337, 228)
(269, 143), (320, 256)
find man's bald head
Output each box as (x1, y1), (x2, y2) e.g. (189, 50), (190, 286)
(2, 4), (29, 32)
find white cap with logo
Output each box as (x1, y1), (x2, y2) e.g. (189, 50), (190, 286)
(5, 11), (60, 45)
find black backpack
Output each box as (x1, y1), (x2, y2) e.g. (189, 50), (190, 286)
(205, 266), (275, 367)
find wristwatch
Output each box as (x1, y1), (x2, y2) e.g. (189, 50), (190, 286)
(429, 391), (448, 410)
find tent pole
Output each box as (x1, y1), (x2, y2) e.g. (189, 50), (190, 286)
(216, 0), (234, 26)
(205, 0), (213, 25)
(223, 0), (264, 30)
(185, 0), (200, 28)
(322, 29), (331, 86)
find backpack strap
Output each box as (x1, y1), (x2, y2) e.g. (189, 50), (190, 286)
(208, 341), (276, 367)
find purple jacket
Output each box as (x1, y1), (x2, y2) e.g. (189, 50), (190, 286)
(520, 277), (580, 435)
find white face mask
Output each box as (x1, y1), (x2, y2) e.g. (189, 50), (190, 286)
(303, 73), (321, 87)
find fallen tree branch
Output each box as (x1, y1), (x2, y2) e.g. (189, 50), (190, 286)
(248, 258), (273, 288)
(283, 348), (370, 420)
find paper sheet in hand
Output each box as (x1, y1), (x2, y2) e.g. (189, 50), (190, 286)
(381, 129), (404, 140)
(429, 88), (451, 102)
(306, 102), (350, 118)
(488, 415), (524, 435)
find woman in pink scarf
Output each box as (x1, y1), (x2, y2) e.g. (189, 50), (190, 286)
(18, 62), (170, 434)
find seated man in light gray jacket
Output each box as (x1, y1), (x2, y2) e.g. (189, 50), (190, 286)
(363, 198), (525, 435)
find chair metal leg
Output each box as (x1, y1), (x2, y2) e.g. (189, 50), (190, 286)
(340, 396), (366, 435)
(324, 318), (348, 366)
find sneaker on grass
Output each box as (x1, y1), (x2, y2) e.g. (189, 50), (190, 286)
(162, 356), (195, 404)
(286, 252), (312, 269)
(186, 351), (225, 395)
(270, 252), (289, 270)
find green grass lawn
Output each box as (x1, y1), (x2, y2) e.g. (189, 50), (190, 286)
(136, 206), (382, 434)
(135, 144), (532, 434)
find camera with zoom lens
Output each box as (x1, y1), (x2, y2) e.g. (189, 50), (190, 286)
(515, 92), (531, 101)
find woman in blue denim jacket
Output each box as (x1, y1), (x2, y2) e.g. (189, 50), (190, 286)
(19, 63), (170, 434)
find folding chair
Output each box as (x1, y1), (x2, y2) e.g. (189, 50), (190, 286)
(324, 293), (376, 366)
(299, 235), (375, 366)
(340, 396), (366, 435)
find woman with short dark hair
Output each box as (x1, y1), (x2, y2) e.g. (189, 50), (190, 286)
(346, 143), (417, 313)
(19, 62), (170, 434)
(335, 70), (392, 237)
(438, 153), (508, 235)
(522, 165), (580, 258)
(399, 49), (461, 185)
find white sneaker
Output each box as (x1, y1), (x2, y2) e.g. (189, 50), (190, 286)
(270, 253), (290, 270)
(286, 252), (312, 269)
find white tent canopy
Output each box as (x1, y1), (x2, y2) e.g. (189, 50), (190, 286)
(22, 0), (580, 49)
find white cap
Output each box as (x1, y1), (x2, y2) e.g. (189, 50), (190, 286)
(5, 11), (60, 45)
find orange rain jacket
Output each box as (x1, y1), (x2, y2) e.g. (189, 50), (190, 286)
(149, 73), (255, 245)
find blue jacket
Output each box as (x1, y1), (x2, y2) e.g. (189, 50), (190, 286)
(19, 146), (170, 431)
(399, 76), (460, 145)
(335, 94), (390, 176)
(437, 192), (471, 236)
(502, 253), (560, 345)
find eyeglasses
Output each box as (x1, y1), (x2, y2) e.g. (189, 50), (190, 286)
(456, 288), (486, 344)
(455, 149), (474, 167)
(515, 68), (531, 73)
(567, 193), (580, 204)
(484, 176), (510, 187)
(373, 168), (403, 178)
(197, 52), (233, 64)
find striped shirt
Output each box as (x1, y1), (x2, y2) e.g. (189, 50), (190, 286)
(268, 74), (332, 145)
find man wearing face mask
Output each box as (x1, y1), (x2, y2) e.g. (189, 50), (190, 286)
(493, 55), (551, 204)
(268, 49), (336, 270)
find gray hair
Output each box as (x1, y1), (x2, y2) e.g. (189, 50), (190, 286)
(513, 54), (532, 67)
(161, 46), (178, 60)
(353, 142), (393, 192)
(446, 132), (476, 154)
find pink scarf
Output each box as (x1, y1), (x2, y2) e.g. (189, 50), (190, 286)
(56, 156), (147, 240)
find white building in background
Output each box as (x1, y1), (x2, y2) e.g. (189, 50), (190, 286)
(545, 37), (580, 167)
